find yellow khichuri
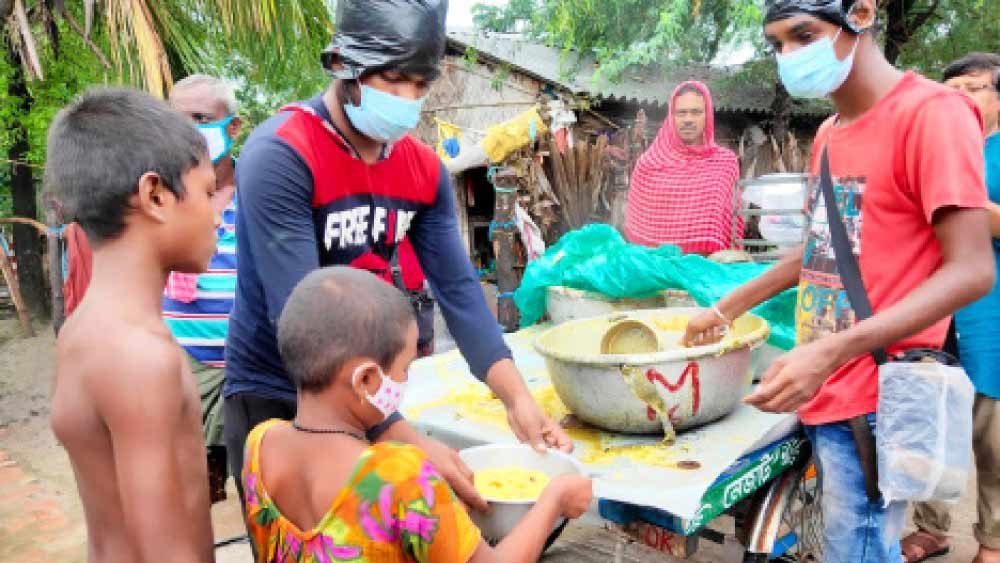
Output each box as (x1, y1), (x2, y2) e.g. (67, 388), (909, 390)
(474, 467), (551, 501)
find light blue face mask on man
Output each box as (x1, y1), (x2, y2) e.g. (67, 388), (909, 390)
(344, 85), (426, 143)
(777, 29), (860, 99)
(196, 115), (235, 164)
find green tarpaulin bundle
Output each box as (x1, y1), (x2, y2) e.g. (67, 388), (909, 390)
(514, 224), (797, 350)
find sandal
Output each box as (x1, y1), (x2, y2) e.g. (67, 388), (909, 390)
(973, 546), (1000, 563)
(901, 531), (950, 563)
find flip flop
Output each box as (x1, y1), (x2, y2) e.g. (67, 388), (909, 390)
(972, 547), (1000, 563)
(901, 531), (950, 563)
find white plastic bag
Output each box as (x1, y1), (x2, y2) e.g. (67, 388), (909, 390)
(514, 203), (546, 261)
(876, 360), (974, 504)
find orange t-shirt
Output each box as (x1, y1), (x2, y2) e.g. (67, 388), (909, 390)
(796, 72), (986, 426)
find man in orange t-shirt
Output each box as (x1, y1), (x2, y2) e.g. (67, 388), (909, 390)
(683, 1), (994, 561)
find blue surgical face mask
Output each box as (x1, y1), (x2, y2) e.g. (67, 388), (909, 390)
(776, 30), (860, 99)
(196, 115), (235, 163)
(344, 84), (425, 143)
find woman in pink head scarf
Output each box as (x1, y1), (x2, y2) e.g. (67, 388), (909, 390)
(624, 80), (742, 255)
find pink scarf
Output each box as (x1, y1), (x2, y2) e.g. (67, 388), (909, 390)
(624, 81), (742, 254)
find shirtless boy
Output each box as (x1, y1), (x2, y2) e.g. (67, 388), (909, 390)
(46, 88), (220, 562)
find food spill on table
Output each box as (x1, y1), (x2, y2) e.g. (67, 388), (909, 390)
(405, 384), (702, 470)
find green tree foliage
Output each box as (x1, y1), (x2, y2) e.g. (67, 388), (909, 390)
(0, 1), (335, 219)
(473, 0), (763, 82)
(473, 0), (997, 82)
(896, 0), (1000, 76)
(472, 0), (535, 32)
(0, 1), (335, 316)
(0, 22), (110, 172)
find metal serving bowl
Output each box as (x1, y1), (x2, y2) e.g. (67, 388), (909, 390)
(534, 308), (770, 436)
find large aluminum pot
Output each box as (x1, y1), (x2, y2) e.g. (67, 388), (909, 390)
(534, 308), (769, 435)
(546, 285), (696, 325)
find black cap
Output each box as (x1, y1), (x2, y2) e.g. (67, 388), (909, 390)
(321, 0), (449, 81)
(764, 0), (858, 30)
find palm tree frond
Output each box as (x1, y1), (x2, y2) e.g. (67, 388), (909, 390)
(12, 0), (44, 79)
(84, 0), (95, 36)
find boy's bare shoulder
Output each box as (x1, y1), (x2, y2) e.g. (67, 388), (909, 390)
(56, 312), (186, 414)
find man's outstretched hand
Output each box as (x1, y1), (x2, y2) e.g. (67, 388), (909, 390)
(743, 339), (841, 413)
(506, 393), (573, 453)
(681, 309), (730, 347)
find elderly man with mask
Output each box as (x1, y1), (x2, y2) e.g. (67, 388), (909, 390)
(225, 0), (571, 518)
(683, 1), (993, 562)
(625, 81), (741, 255)
(162, 74), (243, 503)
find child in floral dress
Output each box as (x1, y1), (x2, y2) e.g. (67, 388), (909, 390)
(244, 267), (592, 563)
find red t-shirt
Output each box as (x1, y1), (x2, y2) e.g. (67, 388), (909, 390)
(796, 72), (986, 425)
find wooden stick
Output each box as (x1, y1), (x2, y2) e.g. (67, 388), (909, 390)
(0, 232), (34, 337)
(46, 209), (65, 335)
(0, 216), (47, 234)
(575, 140), (589, 225)
(61, 10), (112, 69)
(491, 168), (520, 332)
(548, 136), (572, 227)
(564, 136), (579, 224)
(591, 136), (607, 214)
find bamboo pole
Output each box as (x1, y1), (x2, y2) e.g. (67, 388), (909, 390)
(491, 167), (520, 332)
(564, 136), (579, 224)
(0, 230), (34, 337)
(548, 136), (572, 227)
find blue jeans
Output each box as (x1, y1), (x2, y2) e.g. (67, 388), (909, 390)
(804, 414), (906, 563)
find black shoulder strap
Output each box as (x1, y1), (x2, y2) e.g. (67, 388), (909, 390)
(389, 246), (407, 292)
(819, 147), (884, 503)
(818, 147), (888, 366)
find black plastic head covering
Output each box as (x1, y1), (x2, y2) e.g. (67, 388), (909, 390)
(321, 0), (449, 81)
(764, 0), (869, 33)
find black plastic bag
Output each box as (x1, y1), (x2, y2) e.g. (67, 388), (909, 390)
(322, 0), (449, 80)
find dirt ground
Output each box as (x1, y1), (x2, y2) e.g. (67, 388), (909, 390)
(0, 313), (986, 562)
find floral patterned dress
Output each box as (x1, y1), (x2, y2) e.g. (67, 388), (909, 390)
(243, 420), (482, 563)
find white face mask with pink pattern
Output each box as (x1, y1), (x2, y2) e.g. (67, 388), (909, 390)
(352, 362), (407, 420)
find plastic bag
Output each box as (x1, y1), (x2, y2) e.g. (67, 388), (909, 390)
(515, 203), (546, 261)
(876, 360), (975, 504)
(322, 0), (448, 80)
(514, 224), (628, 326)
(481, 108), (548, 163)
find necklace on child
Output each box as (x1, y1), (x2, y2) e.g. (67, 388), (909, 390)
(291, 421), (366, 441)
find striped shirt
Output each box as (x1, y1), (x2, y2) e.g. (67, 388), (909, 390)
(162, 199), (237, 368)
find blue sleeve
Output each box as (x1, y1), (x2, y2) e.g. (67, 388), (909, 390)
(236, 136), (319, 325)
(409, 163), (513, 380)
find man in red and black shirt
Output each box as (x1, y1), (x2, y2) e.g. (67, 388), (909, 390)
(224, 0), (570, 511)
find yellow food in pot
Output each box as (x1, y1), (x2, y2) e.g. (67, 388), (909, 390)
(474, 467), (551, 501)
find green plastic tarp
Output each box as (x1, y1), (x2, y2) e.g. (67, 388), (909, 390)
(513, 224), (797, 350)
